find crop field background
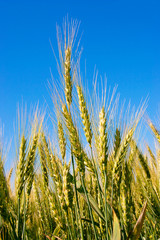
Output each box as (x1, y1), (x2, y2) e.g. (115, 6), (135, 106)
(0, 1), (160, 239)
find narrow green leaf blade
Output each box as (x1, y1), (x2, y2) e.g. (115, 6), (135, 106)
(81, 217), (100, 227)
(128, 201), (147, 240)
(112, 210), (121, 240)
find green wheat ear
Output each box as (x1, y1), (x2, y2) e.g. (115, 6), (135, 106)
(64, 46), (72, 109)
(112, 127), (134, 206)
(149, 121), (160, 144)
(25, 133), (39, 200)
(0, 155), (10, 222)
(38, 141), (49, 189)
(114, 128), (121, 158)
(147, 145), (157, 172)
(120, 160), (135, 237)
(16, 135), (26, 197)
(63, 162), (74, 208)
(77, 85), (92, 146)
(25, 133), (38, 181)
(58, 120), (66, 161)
(41, 132), (55, 179)
(62, 103), (85, 176)
(98, 106), (108, 178)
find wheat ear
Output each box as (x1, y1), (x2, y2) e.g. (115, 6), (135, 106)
(112, 127), (134, 206)
(25, 134), (39, 198)
(149, 122), (160, 144)
(38, 141), (49, 188)
(16, 135), (26, 197)
(0, 156), (10, 221)
(62, 104), (85, 176)
(63, 162), (74, 208)
(77, 85), (92, 146)
(99, 107), (108, 177)
(64, 46), (72, 109)
(25, 134), (38, 180)
(58, 121), (66, 161)
(41, 133), (54, 179)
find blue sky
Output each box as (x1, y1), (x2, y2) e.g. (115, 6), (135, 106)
(0, 0), (160, 166)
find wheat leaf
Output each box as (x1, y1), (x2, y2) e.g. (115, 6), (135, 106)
(112, 209), (121, 240)
(128, 201), (147, 240)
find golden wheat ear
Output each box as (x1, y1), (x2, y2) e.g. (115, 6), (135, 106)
(0, 156), (10, 222)
(62, 103), (85, 176)
(149, 121), (160, 144)
(16, 134), (26, 198)
(98, 106), (108, 181)
(77, 85), (92, 146)
(58, 120), (66, 161)
(64, 46), (72, 109)
(63, 162), (74, 209)
(38, 141), (49, 189)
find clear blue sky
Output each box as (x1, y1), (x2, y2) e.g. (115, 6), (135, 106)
(0, 0), (160, 158)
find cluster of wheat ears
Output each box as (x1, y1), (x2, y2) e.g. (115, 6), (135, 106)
(0, 19), (160, 240)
